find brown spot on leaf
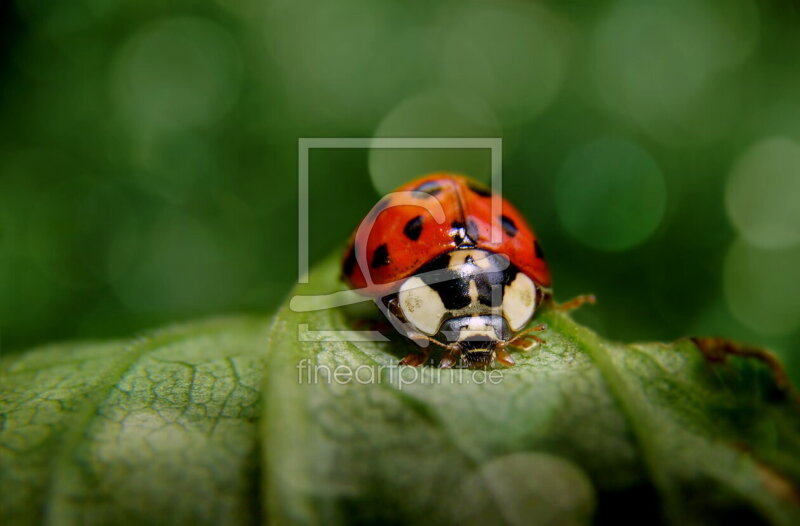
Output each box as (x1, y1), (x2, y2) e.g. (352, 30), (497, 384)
(691, 337), (797, 401)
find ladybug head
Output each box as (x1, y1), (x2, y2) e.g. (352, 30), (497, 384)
(435, 315), (510, 369)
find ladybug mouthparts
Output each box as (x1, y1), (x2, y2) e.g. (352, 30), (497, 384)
(457, 336), (500, 369)
(463, 349), (494, 369)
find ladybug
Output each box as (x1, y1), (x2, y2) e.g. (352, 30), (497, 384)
(341, 173), (593, 369)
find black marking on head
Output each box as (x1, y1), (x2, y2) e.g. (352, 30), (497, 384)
(414, 180), (442, 197)
(343, 244), (357, 276)
(465, 254), (474, 264)
(460, 337), (495, 351)
(467, 182), (492, 197)
(501, 215), (518, 238)
(403, 215), (423, 241)
(440, 315), (511, 343)
(534, 240), (545, 260)
(371, 243), (390, 268)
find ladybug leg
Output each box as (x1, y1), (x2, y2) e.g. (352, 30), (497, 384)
(399, 351), (431, 367)
(400, 336), (458, 367)
(553, 294), (596, 312)
(505, 323), (547, 351)
(495, 348), (516, 367)
(513, 334), (545, 351)
(439, 348), (461, 369)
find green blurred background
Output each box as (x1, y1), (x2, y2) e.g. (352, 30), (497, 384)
(1, 0), (799, 382)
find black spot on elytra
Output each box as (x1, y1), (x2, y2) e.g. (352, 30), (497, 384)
(403, 215), (423, 241)
(467, 182), (492, 197)
(414, 181), (442, 197)
(371, 243), (390, 268)
(500, 215), (518, 237)
(343, 244), (357, 276)
(534, 240), (545, 260)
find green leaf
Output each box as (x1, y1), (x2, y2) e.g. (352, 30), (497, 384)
(1, 317), (269, 526)
(3, 255), (800, 525)
(263, 255), (800, 526)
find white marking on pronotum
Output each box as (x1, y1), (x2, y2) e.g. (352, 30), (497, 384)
(502, 272), (536, 331)
(398, 276), (447, 335)
(468, 280), (479, 303)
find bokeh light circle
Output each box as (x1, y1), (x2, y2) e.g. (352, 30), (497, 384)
(555, 138), (666, 251)
(111, 17), (242, 132)
(369, 91), (501, 194)
(441, 0), (567, 124)
(725, 137), (800, 250)
(724, 239), (800, 336)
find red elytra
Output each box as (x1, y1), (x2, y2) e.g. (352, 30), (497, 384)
(342, 173), (551, 297)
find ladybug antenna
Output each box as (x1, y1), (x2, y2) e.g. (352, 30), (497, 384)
(420, 335), (459, 351)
